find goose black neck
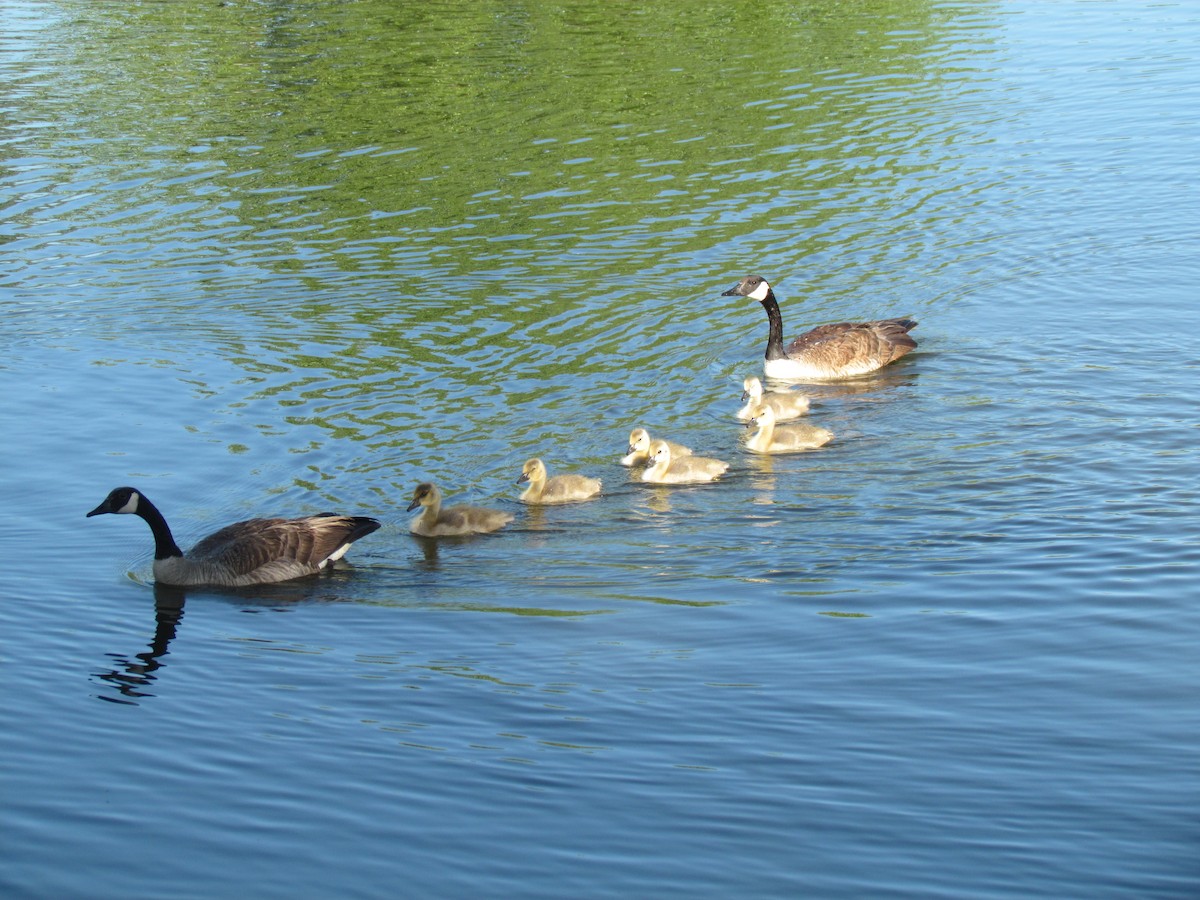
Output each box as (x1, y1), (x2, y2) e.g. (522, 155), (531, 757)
(761, 288), (790, 361)
(137, 497), (184, 560)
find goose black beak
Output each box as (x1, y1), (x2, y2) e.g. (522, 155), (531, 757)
(86, 504), (108, 518)
(721, 285), (740, 297)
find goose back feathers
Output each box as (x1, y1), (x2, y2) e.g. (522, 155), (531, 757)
(87, 486), (380, 587)
(722, 274), (917, 381)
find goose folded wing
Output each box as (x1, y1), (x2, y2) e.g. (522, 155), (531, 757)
(187, 517), (353, 576)
(787, 319), (916, 367)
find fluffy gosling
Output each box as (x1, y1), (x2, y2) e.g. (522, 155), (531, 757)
(517, 458), (602, 505)
(620, 428), (692, 467)
(736, 376), (811, 422)
(407, 482), (512, 537)
(745, 406), (833, 453)
(641, 440), (728, 485)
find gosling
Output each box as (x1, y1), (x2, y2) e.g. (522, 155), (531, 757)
(745, 406), (833, 454)
(641, 440), (728, 485)
(620, 428), (692, 467)
(407, 482), (513, 537)
(517, 458), (602, 505)
(736, 376), (811, 422)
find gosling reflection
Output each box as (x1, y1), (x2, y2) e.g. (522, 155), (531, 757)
(408, 529), (505, 569)
(746, 452), (780, 500)
(94, 584), (186, 704)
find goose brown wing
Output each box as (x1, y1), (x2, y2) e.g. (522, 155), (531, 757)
(785, 322), (861, 354)
(188, 516), (380, 576)
(786, 318), (917, 367)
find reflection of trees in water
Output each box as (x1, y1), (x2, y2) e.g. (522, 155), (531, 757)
(27, 0), (961, 450)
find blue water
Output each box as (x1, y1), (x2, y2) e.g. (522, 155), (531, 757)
(2, 1), (1199, 897)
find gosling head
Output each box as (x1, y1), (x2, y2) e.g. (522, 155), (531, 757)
(406, 482), (440, 512)
(721, 274), (772, 303)
(87, 486), (142, 518)
(628, 428), (651, 455)
(518, 458), (547, 485)
(750, 406), (777, 428)
(742, 376), (763, 402)
(648, 439), (672, 465)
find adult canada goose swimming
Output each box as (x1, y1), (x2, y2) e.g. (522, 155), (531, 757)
(517, 458), (602, 505)
(407, 482), (512, 537)
(86, 486), (381, 587)
(641, 440), (729, 485)
(745, 405), (834, 454)
(620, 428), (692, 467)
(722, 274), (917, 381)
(736, 376), (811, 422)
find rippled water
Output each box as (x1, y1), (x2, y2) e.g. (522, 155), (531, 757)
(3, 1), (1199, 897)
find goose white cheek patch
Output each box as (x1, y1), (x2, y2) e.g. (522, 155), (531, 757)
(117, 493), (140, 514)
(748, 281), (771, 301)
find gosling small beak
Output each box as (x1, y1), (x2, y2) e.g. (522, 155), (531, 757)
(740, 390), (750, 402)
(516, 473), (529, 485)
(406, 498), (421, 512)
(626, 444), (637, 455)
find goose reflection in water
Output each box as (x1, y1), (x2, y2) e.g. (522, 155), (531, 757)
(92, 578), (345, 704)
(94, 584), (187, 704)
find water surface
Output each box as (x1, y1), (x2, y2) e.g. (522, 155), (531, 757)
(2, 1), (1198, 897)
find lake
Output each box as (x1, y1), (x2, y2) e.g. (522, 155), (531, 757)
(2, 0), (1198, 897)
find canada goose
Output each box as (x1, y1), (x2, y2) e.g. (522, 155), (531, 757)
(745, 405), (834, 453)
(736, 376), (811, 422)
(722, 275), (917, 380)
(86, 486), (380, 587)
(407, 482), (512, 537)
(620, 428), (693, 467)
(641, 440), (728, 484)
(517, 458), (602, 504)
